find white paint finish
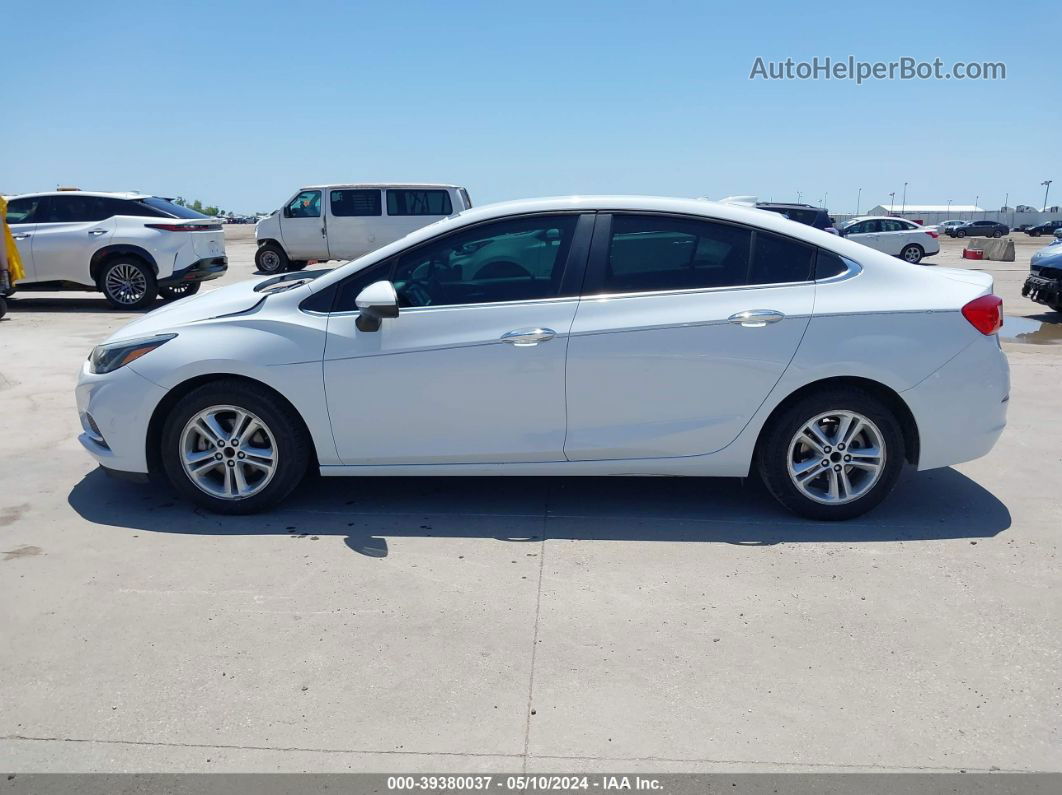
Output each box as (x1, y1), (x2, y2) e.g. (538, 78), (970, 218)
(257, 183), (471, 262)
(839, 215), (941, 259)
(78, 195), (1009, 491)
(564, 284), (814, 459)
(323, 300), (579, 464)
(5, 190), (226, 287)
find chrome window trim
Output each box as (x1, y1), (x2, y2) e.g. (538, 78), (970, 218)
(814, 256), (863, 284)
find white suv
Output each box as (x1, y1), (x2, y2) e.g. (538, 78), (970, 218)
(3, 191), (227, 309)
(254, 183), (471, 273)
(838, 216), (940, 263)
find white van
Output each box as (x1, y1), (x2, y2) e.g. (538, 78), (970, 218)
(254, 183), (472, 273)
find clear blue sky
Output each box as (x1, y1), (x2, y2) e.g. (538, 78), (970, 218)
(4, 0), (1059, 214)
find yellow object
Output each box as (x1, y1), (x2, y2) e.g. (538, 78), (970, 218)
(1, 195), (27, 283)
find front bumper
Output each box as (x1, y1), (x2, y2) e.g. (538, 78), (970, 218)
(159, 256), (228, 287)
(1022, 273), (1061, 308)
(76, 361), (168, 474)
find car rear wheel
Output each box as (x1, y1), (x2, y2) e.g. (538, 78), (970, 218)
(757, 387), (906, 521)
(159, 282), (201, 301)
(99, 258), (158, 310)
(161, 379), (311, 514)
(900, 244), (924, 264)
(255, 243), (289, 274)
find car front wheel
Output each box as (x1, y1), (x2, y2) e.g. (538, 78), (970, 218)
(757, 388), (906, 521)
(900, 244), (924, 263)
(99, 258), (158, 310)
(161, 379), (311, 514)
(992, 230), (1002, 238)
(955, 230), (966, 238)
(255, 243), (289, 274)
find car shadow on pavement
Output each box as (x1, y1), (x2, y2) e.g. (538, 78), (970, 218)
(1, 296), (126, 313)
(67, 465), (1011, 556)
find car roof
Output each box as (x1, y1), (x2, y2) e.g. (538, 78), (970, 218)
(299, 183), (463, 190)
(845, 215), (915, 222)
(6, 190), (152, 200)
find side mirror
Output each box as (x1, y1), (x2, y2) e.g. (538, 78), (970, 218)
(355, 280), (399, 332)
(282, 206), (292, 218)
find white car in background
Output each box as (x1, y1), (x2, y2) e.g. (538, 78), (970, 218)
(254, 183), (472, 274)
(77, 196), (1008, 521)
(3, 191), (227, 309)
(839, 216), (940, 263)
(932, 219), (968, 236)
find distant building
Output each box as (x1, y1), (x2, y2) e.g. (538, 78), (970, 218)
(868, 204), (984, 216)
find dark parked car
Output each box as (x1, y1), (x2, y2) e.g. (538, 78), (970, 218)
(1024, 219), (1062, 237)
(755, 203), (836, 232)
(947, 220), (1009, 238)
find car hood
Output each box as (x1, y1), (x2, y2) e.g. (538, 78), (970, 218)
(103, 271), (328, 343)
(1031, 239), (1062, 269)
(104, 279), (270, 343)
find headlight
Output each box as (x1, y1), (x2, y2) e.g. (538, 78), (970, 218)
(88, 334), (176, 374)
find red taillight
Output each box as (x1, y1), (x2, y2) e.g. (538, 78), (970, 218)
(925, 230), (939, 238)
(146, 223), (221, 232)
(961, 295), (1003, 335)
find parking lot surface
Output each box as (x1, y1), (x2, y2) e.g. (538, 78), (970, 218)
(0, 228), (1059, 773)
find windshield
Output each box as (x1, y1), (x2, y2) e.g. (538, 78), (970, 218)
(139, 197), (210, 219)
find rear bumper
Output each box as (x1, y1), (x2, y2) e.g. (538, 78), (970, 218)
(159, 257), (227, 286)
(902, 336), (1010, 471)
(1022, 273), (1061, 308)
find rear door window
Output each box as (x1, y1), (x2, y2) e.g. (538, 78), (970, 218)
(330, 189), (382, 217)
(599, 215), (751, 293)
(386, 189), (453, 216)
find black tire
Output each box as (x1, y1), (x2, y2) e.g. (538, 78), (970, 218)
(756, 387), (906, 521)
(900, 244), (924, 264)
(255, 243), (289, 274)
(0, 296), (6, 321)
(161, 379), (311, 514)
(992, 230), (1002, 238)
(159, 282), (202, 301)
(98, 257), (158, 310)
(1029, 230), (1040, 237)
(288, 260), (309, 271)
(955, 230), (966, 238)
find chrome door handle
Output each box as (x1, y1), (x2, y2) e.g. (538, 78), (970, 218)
(13, 233), (30, 240)
(501, 327), (556, 346)
(87, 229), (107, 236)
(728, 309), (785, 328)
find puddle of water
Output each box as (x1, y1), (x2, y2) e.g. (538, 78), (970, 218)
(999, 315), (1062, 345)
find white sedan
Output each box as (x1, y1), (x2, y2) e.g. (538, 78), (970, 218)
(839, 216), (941, 263)
(76, 197), (1009, 520)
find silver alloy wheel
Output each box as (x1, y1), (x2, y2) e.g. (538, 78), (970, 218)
(104, 263), (148, 305)
(903, 246), (922, 263)
(786, 410), (886, 505)
(259, 250), (281, 271)
(180, 405), (278, 500)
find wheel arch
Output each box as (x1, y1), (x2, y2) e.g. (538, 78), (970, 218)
(90, 245), (159, 283)
(754, 376), (920, 466)
(145, 373), (320, 478)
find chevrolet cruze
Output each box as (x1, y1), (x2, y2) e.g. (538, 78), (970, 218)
(76, 197), (1010, 520)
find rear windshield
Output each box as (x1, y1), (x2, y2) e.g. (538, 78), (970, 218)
(139, 197), (210, 219)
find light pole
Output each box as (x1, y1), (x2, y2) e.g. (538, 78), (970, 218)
(1004, 192), (1009, 226)
(888, 192), (895, 215)
(1042, 180), (1053, 211)
(796, 190), (802, 203)
(856, 187), (862, 215)
(975, 195), (980, 219)
(901, 182), (908, 216)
